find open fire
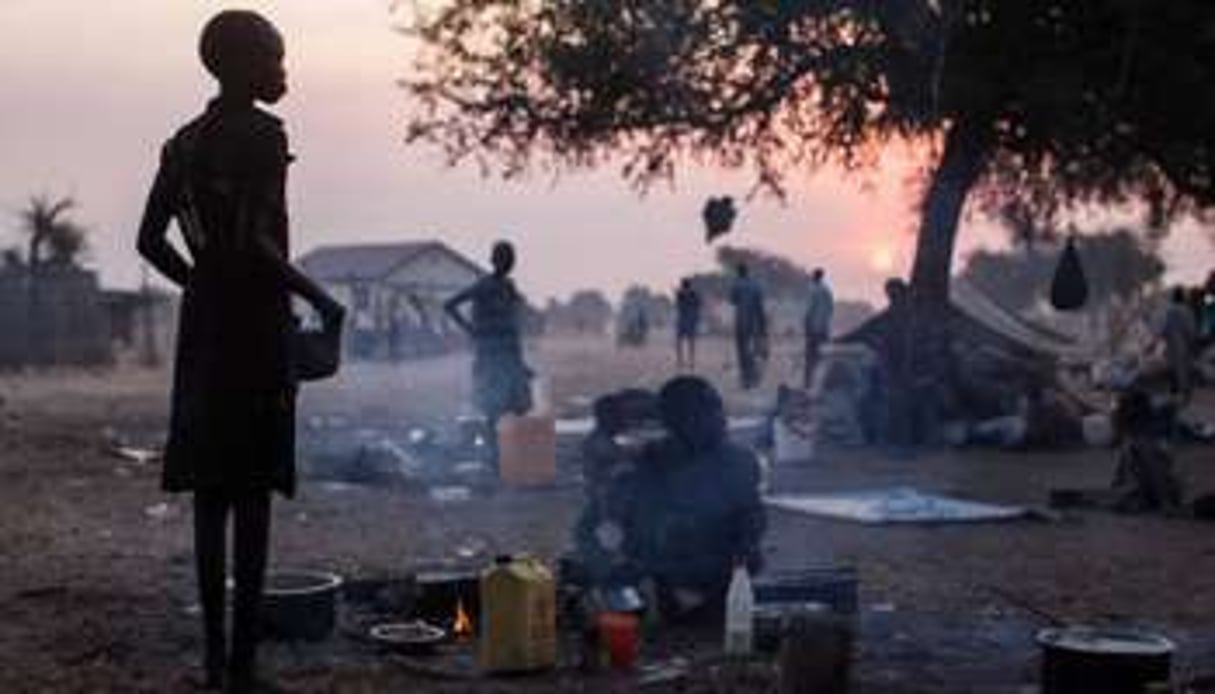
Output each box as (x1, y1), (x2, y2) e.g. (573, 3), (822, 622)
(453, 598), (474, 640)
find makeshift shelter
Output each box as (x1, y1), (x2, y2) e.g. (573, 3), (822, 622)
(845, 278), (1083, 364)
(824, 278), (1092, 444)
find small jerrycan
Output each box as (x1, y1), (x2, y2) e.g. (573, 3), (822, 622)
(479, 555), (558, 673)
(497, 414), (557, 486)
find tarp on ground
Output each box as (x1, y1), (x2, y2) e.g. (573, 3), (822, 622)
(554, 415), (765, 437)
(765, 488), (1031, 524)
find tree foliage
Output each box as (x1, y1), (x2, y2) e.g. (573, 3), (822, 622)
(403, 0), (1215, 414)
(18, 195), (89, 268)
(619, 284), (674, 327)
(544, 288), (614, 334)
(404, 0), (1215, 221)
(716, 245), (817, 299)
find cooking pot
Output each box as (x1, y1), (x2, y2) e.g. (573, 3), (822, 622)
(261, 570), (342, 641)
(1038, 626), (1173, 694)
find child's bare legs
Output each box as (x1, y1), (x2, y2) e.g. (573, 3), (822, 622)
(229, 492), (270, 691)
(194, 493), (229, 688)
(193, 490), (272, 692)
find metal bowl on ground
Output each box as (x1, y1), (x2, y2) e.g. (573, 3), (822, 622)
(1037, 626), (1174, 694)
(261, 570), (343, 642)
(368, 621), (448, 655)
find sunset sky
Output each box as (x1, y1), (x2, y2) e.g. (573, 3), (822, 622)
(0, 1), (1208, 303)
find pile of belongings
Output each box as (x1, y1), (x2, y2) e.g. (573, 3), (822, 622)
(806, 344), (876, 446)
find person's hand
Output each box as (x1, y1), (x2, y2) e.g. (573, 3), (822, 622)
(316, 296), (345, 332)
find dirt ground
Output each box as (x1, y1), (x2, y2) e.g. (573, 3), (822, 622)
(2, 336), (1215, 693)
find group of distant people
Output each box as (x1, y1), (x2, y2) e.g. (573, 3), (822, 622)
(673, 265), (835, 391)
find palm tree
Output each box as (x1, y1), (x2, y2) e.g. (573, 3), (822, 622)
(19, 195), (88, 268)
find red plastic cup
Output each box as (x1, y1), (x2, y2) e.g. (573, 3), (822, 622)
(597, 611), (640, 669)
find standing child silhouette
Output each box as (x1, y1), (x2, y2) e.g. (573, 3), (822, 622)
(136, 11), (344, 692)
(444, 241), (534, 475)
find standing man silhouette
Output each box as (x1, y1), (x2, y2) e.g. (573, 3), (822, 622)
(729, 264), (767, 390)
(137, 11), (344, 691)
(803, 268), (834, 389)
(675, 278), (702, 371)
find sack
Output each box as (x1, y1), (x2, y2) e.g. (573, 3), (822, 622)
(292, 318), (343, 382)
(702, 196), (737, 243)
(1049, 236), (1089, 311)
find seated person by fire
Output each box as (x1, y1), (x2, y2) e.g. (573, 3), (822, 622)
(568, 376), (767, 623)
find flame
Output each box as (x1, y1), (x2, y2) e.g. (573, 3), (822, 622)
(453, 599), (473, 639)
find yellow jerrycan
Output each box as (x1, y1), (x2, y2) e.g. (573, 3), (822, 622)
(479, 555), (558, 672)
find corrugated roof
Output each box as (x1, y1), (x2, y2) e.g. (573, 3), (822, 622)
(296, 241), (480, 282)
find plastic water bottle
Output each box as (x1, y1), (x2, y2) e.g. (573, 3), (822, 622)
(724, 561), (754, 656)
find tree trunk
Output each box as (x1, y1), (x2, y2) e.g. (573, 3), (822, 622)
(904, 116), (992, 441)
(909, 117), (992, 309)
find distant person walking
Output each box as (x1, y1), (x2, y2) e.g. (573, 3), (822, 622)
(729, 264), (768, 390)
(445, 241), (534, 471)
(136, 11), (345, 691)
(675, 278), (702, 371)
(1159, 286), (1198, 403)
(803, 268), (834, 389)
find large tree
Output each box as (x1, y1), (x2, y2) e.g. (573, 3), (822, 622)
(403, 0), (1215, 403)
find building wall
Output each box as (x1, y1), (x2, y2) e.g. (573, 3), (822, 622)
(0, 266), (113, 368)
(319, 248), (485, 360)
(105, 291), (178, 367)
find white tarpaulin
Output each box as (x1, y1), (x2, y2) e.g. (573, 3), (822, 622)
(766, 487), (1030, 524)
(555, 415), (765, 437)
(950, 278), (1086, 363)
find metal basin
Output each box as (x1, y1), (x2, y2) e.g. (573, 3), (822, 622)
(261, 570), (343, 642)
(1038, 626), (1174, 694)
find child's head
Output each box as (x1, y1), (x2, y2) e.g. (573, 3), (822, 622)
(199, 10), (286, 103)
(659, 376), (727, 453)
(592, 395), (625, 436)
(491, 241), (516, 276)
(884, 277), (909, 306)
